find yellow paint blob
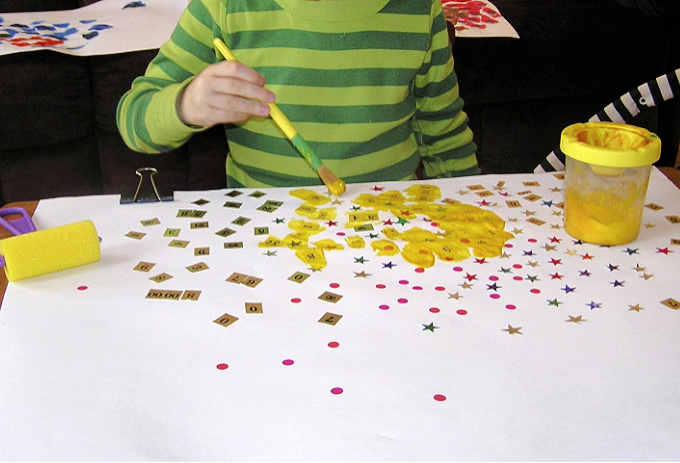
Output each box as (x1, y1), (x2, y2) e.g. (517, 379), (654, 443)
(401, 242), (435, 268)
(371, 240), (400, 256)
(295, 248), (327, 270)
(312, 239), (344, 251)
(345, 236), (366, 249)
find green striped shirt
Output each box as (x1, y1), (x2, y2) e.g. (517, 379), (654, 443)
(117, 0), (480, 188)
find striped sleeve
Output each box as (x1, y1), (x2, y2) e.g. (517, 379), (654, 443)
(413, 0), (480, 178)
(116, 0), (223, 153)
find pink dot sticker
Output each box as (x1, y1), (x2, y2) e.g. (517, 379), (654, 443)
(336, 232), (346, 236)
(378, 304), (390, 310)
(415, 267), (425, 273)
(331, 387), (344, 395)
(216, 363), (229, 370)
(412, 286), (423, 291)
(328, 341), (340, 348)
(488, 275), (499, 281)
(77, 286), (88, 291)
(429, 307), (440, 313)
(456, 309), (468, 315)
(329, 283), (340, 289)
(399, 280), (409, 285)
(291, 297), (302, 303)
(433, 394), (447, 402)
(513, 276), (523, 281)
(506, 304), (517, 310)
(490, 293), (501, 300)
(453, 266), (464, 272)
(282, 359), (294, 366)
(397, 298), (408, 304)
(528, 238), (538, 243)
(512, 264), (523, 269)
(376, 284), (386, 289)
(530, 288), (541, 294)
(434, 286), (446, 291)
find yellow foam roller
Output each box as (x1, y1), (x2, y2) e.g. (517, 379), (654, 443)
(0, 220), (101, 282)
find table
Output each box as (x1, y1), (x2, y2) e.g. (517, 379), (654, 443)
(1, 168), (680, 461)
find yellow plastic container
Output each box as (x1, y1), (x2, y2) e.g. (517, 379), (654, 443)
(561, 122), (661, 245)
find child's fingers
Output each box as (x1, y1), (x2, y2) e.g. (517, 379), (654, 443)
(210, 61), (276, 104)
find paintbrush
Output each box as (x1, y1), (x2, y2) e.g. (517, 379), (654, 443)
(213, 38), (346, 196)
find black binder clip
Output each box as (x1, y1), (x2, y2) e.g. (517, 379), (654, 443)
(120, 167), (174, 204)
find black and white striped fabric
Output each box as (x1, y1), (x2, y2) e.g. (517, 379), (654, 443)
(535, 67), (680, 173)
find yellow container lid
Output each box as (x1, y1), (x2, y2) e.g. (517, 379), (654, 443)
(560, 122), (661, 167)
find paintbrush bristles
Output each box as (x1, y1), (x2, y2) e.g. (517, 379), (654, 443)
(317, 165), (346, 196)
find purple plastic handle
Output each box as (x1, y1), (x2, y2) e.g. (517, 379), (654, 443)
(0, 207), (37, 236)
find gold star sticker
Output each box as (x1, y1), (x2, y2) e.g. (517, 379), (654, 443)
(564, 249), (578, 256)
(633, 264), (646, 272)
(542, 244), (557, 251)
(512, 228), (524, 234)
(550, 187), (562, 193)
(628, 304), (644, 312)
(503, 324), (522, 335)
(566, 315), (585, 323)
(507, 217), (518, 222)
(459, 282), (473, 289)
(640, 273), (654, 280)
(644, 223), (656, 228)
(331, 199), (343, 205)
(448, 292), (462, 300)
(550, 223), (562, 229)
(500, 251), (511, 259)
(552, 210), (563, 216)
(523, 209), (536, 217)
(526, 261), (539, 267)
(353, 271), (371, 278)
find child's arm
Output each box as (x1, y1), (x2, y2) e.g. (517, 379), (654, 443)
(117, 0), (274, 153)
(413, 0), (481, 178)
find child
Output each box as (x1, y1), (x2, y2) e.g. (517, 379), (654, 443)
(117, 0), (480, 189)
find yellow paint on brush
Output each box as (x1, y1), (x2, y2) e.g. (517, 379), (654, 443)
(0, 220), (100, 282)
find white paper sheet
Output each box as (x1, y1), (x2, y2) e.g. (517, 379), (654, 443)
(442, 0), (519, 38)
(0, 0), (185, 56)
(1, 169), (679, 460)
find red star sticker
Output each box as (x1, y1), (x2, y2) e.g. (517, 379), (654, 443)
(464, 273), (478, 282)
(383, 219), (393, 226)
(549, 236), (562, 243)
(400, 210), (412, 216)
(477, 199), (492, 206)
(581, 253), (594, 260)
(372, 186), (384, 191)
(550, 272), (564, 280)
(549, 258), (562, 266)
(474, 258), (488, 264)
(499, 192), (509, 197)
(326, 220), (338, 227)
(657, 247), (672, 254)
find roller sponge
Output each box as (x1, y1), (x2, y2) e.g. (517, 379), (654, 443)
(0, 220), (100, 282)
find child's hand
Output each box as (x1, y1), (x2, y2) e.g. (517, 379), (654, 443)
(177, 61), (276, 128)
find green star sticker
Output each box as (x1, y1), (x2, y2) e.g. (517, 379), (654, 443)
(273, 218), (285, 224)
(526, 275), (539, 282)
(397, 216), (409, 225)
(422, 322), (439, 332)
(547, 298), (562, 307)
(354, 256), (368, 264)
